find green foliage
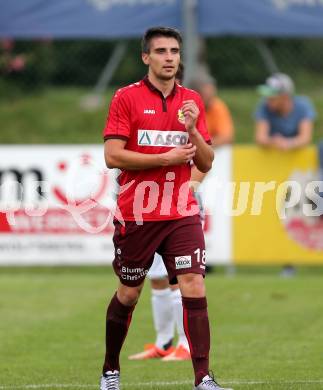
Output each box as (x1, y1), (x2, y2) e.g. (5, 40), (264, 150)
(0, 39), (146, 91)
(206, 38), (267, 86)
(50, 40), (115, 86)
(113, 39), (146, 85)
(2, 37), (323, 90)
(205, 38), (323, 87)
(0, 267), (322, 389)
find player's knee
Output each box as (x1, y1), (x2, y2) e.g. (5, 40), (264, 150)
(150, 278), (169, 290)
(117, 284), (143, 306)
(178, 273), (205, 298)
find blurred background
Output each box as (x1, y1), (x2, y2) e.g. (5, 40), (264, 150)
(1, 1), (323, 389)
(1, 35), (323, 144)
(1, 1), (323, 144)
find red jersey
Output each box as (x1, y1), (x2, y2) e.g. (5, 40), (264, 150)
(103, 76), (211, 222)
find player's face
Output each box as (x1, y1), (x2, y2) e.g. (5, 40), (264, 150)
(142, 37), (180, 81)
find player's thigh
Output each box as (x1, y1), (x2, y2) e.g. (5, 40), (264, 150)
(160, 215), (206, 285)
(112, 221), (165, 287)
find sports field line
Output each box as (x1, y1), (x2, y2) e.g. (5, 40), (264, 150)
(1, 379), (323, 389)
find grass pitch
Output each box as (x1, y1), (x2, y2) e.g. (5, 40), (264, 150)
(0, 266), (322, 390)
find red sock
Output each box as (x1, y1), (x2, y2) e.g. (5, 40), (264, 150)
(182, 296), (210, 386)
(102, 292), (135, 373)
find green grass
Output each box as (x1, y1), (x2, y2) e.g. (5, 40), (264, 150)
(1, 85), (323, 144)
(0, 88), (113, 144)
(0, 266), (323, 389)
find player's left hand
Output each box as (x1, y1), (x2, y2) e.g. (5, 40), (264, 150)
(182, 100), (199, 134)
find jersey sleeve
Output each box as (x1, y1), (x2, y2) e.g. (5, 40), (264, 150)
(103, 90), (131, 141)
(195, 94), (211, 145)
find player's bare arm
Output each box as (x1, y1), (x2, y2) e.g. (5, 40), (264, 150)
(182, 99), (214, 173)
(105, 139), (196, 170)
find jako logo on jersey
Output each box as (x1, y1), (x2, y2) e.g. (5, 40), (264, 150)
(175, 256), (192, 270)
(138, 130), (188, 147)
(144, 109), (156, 114)
(177, 109), (185, 124)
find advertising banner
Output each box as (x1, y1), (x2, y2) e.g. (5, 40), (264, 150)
(1, 145), (322, 265)
(200, 146), (232, 264)
(232, 146), (323, 264)
(0, 145), (231, 265)
(0, 145), (116, 264)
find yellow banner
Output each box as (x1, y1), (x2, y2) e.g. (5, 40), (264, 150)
(233, 145), (323, 264)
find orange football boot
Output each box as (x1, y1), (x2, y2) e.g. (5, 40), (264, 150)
(128, 343), (175, 360)
(161, 344), (191, 361)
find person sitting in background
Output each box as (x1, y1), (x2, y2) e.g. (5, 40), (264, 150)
(254, 73), (315, 150)
(189, 75), (234, 147)
(254, 73), (317, 276)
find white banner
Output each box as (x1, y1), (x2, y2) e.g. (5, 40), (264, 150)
(202, 146), (232, 264)
(0, 145), (231, 265)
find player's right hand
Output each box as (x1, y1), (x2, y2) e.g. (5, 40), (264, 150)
(161, 143), (196, 166)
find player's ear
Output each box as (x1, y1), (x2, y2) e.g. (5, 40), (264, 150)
(142, 52), (149, 66)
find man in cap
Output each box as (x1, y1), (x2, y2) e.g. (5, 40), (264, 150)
(255, 73), (315, 150)
(254, 73), (317, 275)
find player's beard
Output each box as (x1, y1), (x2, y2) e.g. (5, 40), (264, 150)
(155, 68), (177, 81)
(158, 73), (176, 81)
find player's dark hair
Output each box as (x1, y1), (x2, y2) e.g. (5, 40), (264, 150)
(142, 26), (182, 54)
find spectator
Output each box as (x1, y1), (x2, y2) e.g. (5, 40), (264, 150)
(254, 73), (315, 150)
(254, 73), (317, 276)
(189, 75), (234, 147)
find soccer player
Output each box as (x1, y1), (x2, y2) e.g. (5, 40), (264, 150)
(127, 62), (191, 362)
(100, 27), (233, 390)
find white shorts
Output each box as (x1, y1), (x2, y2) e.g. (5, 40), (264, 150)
(147, 253), (168, 280)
